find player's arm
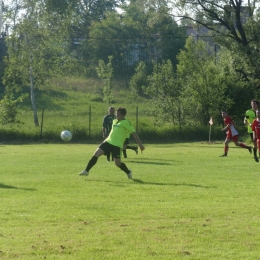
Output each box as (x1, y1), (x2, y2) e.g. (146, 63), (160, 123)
(244, 118), (252, 126)
(102, 118), (107, 138)
(252, 122), (256, 141)
(221, 123), (231, 132)
(244, 116), (249, 125)
(102, 127), (106, 138)
(244, 112), (252, 126)
(131, 132), (145, 151)
(253, 130), (256, 142)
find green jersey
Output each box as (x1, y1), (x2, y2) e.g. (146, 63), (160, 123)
(245, 109), (256, 133)
(106, 118), (135, 148)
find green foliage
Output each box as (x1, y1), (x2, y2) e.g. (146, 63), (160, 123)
(0, 94), (19, 124)
(146, 60), (182, 124)
(0, 82), (27, 125)
(174, 0), (260, 86)
(0, 37), (7, 93)
(3, 1), (80, 126)
(96, 56), (114, 104)
(129, 61), (150, 97)
(177, 37), (232, 124)
(83, 1), (186, 76)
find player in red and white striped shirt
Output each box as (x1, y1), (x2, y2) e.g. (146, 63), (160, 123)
(251, 110), (260, 162)
(220, 110), (252, 157)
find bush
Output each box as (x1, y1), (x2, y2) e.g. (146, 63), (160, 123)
(0, 95), (19, 124)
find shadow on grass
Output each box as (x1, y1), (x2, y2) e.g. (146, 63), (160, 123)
(132, 179), (216, 188)
(86, 179), (216, 188)
(127, 160), (172, 165)
(0, 183), (36, 191)
(125, 158), (173, 165)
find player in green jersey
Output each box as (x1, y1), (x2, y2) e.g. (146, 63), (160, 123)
(244, 99), (259, 162)
(79, 107), (145, 179)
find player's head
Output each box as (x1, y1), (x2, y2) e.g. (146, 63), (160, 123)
(251, 99), (258, 110)
(116, 107), (126, 120)
(108, 106), (115, 115)
(221, 109), (228, 118)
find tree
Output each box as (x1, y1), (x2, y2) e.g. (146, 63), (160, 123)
(177, 37), (231, 124)
(85, 0), (186, 76)
(59, 0), (126, 72)
(84, 11), (132, 75)
(3, 0), (78, 126)
(96, 56), (114, 104)
(0, 36), (7, 93)
(129, 61), (150, 97)
(121, 0), (186, 68)
(146, 59), (182, 124)
(172, 0), (260, 87)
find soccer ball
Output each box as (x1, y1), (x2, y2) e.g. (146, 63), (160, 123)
(61, 130), (72, 142)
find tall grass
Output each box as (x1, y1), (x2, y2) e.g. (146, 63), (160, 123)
(0, 77), (247, 143)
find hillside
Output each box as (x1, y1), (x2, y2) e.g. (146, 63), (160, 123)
(0, 76), (239, 143)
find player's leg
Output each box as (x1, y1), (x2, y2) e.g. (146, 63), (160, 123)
(123, 147), (127, 158)
(256, 138), (260, 162)
(79, 144), (106, 176)
(87, 147), (105, 169)
(220, 137), (231, 156)
(250, 133), (258, 158)
(113, 147), (132, 179)
(106, 153), (110, 161)
(123, 139), (128, 158)
(126, 145), (138, 154)
(234, 137), (252, 153)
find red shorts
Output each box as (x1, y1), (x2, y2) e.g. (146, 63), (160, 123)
(227, 134), (238, 142)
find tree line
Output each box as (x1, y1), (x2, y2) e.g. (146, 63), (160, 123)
(0, 0), (260, 128)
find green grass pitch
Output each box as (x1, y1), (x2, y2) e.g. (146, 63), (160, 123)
(1, 142), (260, 259)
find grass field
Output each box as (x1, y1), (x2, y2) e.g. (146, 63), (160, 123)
(1, 142), (260, 259)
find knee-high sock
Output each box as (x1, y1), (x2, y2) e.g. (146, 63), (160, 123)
(239, 143), (249, 149)
(86, 156), (98, 172)
(119, 162), (130, 174)
(123, 149), (127, 158)
(224, 146), (229, 154)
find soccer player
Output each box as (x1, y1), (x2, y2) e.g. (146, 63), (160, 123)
(251, 110), (260, 162)
(102, 106), (116, 161)
(244, 99), (259, 161)
(79, 107), (145, 179)
(123, 132), (138, 158)
(220, 110), (252, 157)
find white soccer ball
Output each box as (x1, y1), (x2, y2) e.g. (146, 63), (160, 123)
(61, 130), (72, 142)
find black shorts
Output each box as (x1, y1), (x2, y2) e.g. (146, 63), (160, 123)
(124, 138), (129, 145)
(99, 142), (122, 159)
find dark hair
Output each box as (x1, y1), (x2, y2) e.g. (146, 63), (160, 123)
(117, 107), (126, 116)
(221, 109), (227, 112)
(251, 99), (259, 105)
